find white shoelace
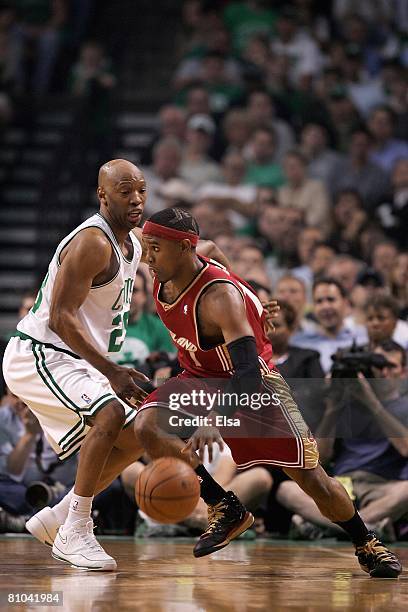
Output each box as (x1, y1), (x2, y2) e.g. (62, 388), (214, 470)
(75, 521), (104, 553)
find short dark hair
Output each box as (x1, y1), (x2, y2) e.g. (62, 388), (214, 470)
(147, 207), (199, 236)
(376, 339), (406, 367)
(312, 277), (346, 299)
(253, 125), (276, 141)
(277, 299), (297, 330)
(351, 124), (372, 140)
(366, 295), (400, 319)
(334, 189), (364, 207)
(285, 149), (307, 165)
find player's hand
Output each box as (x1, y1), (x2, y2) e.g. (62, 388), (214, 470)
(262, 300), (280, 333)
(108, 365), (149, 405)
(182, 421), (224, 463)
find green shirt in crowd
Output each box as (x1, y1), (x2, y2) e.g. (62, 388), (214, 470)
(245, 162), (285, 188)
(223, 2), (277, 53)
(113, 312), (175, 368)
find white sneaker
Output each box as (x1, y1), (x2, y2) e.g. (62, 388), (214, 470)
(26, 506), (60, 546)
(52, 518), (117, 571)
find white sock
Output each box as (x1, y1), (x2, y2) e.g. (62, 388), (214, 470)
(51, 487), (74, 524)
(64, 493), (94, 528)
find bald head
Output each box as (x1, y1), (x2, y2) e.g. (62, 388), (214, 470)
(98, 159), (143, 188)
(97, 159), (147, 230)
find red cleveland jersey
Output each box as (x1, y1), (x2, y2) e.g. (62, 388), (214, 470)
(153, 257), (274, 378)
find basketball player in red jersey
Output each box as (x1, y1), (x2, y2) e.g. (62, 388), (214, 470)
(135, 208), (402, 578)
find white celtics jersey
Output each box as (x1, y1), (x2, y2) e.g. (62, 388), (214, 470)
(18, 213), (142, 356)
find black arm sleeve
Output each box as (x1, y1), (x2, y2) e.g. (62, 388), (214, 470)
(216, 336), (262, 417)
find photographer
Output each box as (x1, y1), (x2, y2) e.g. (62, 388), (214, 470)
(0, 390), (76, 531)
(277, 340), (408, 540)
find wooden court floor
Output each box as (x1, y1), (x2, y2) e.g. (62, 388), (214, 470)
(0, 536), (407, 612)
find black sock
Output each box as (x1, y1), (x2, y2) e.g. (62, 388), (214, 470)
(334, 510), (369, 547)
(195, 464), (226, 505)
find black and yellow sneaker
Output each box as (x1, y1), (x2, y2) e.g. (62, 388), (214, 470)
(193, 491), (254, 558)
(355, 532), (403, 578)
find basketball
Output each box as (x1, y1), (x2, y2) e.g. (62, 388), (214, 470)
(135, 457), (201, 524)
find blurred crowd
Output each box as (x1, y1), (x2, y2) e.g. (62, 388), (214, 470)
(1, 0), (408, 543)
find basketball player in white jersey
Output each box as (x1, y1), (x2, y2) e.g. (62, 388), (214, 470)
(2, 158), (236, 571)
(2, 159), (154, 570)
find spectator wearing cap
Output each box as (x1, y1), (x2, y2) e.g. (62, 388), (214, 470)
(179, 114), (222, 189)
(270, 7), (323, 89)
(375, 159), (408, 249)
(244, 126), (285, 188)
(299, 122), (343, 188)
(142, 137), (183, 216)
(330, 128), (390, 210)
(365, 295), (408, 352)
(293, 277), (368, 372)
(278, 150), (331, 236)
(245, 89), (294, 161)
(328, 190), (368, 257)
(368, 106), (408, 173)
(195, 150), (257, 228)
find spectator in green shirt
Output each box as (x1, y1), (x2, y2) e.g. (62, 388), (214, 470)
(223, 1), (277, 54)
(114, 271), (174, 369)
(245, 126), (285, 187)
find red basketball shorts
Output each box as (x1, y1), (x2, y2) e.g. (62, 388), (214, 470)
(137, 369), (319, 470)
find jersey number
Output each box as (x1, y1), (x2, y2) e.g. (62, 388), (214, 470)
(108, 311), (130, 352)
(31, 272), (49, 314)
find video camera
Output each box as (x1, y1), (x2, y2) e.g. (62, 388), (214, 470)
(331, 343), (395, 379)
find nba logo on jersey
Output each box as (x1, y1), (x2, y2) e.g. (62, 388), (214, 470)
(81, 393), (92, 404)
(183, 305), (188, 314)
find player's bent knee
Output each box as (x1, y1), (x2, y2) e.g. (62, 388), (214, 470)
(252, 467), (273, 491)
(134, 407), (160, 441)
(93, 399), (126, 431)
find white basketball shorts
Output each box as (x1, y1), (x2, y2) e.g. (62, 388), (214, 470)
(2, 334), (137, 461)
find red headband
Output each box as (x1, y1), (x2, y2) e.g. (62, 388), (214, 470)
(142, 221), (199, 246)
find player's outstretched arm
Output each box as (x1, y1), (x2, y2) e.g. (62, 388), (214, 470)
(49, 229), (147, 401)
